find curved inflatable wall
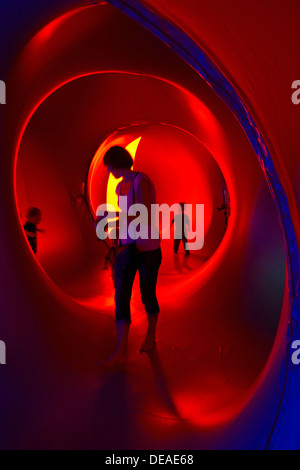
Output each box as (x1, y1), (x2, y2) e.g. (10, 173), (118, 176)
(0, 0), (299, 450)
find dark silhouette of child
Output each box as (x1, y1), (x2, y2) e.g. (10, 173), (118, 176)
(23, 207), (43, 255)
(171, 202), (190, 255)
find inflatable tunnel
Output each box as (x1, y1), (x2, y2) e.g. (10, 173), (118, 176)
(0, 0), (299, 450)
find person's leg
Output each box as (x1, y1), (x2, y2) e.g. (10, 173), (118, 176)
(104, 245), (137, 366)
(173, 237), (180, 253)
(183, 235), (190, 255)
(114, 246), (137, 323)
(138, 247), (162, 352)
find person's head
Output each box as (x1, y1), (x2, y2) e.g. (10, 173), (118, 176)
(27, 207), (41, 224)
(179, 202), (185, 211)
(103, 146), (133, 178)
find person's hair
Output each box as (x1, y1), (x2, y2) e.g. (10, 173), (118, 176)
(27, 207), (41, 220)
(103, 146), (133, 170)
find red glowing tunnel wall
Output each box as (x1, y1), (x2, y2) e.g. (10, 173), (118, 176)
(0, 0), (297, 449)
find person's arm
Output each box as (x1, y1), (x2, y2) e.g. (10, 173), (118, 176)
(218, 203), (227, 211)
(24, 223), (36, 238)
(24, 230), (36, 238)
(136, 178), (153, 225)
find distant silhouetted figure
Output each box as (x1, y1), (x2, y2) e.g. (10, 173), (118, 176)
(218, 202), (229, 228)
(218, 180), (230, 229)
(171, 202), (190, 256)
(23, 207), (43, 255)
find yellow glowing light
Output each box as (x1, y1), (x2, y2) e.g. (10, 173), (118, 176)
(126, 137), (142, 158)
(106, 137), (142, 214)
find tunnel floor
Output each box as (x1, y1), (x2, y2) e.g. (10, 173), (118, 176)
(59, 242), (211, 308)
(0, 240), (272, 449)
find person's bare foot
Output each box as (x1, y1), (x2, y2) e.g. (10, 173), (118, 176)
(140, 314), (158, 353)
(98, 350), (127, 369)
(98, 322), (130, 369)
(140, 337), (156, 353)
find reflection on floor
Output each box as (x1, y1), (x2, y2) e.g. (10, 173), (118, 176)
(1, 242), (268, 449)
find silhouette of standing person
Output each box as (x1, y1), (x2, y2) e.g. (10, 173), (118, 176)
(218, 202), (230, 229)
(171, 202), (190, 256)
(99, 146), (162, 368)
(23, 207), (44, 255)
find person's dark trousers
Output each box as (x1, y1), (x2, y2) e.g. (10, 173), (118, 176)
(114, 243), (162, 323)
(173, 237), (190, 254)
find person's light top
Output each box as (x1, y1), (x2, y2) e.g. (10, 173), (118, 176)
(116, 171), (161, 252)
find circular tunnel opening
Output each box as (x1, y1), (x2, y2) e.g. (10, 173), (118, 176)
(10, 3), (287, 432)
(86, 123), (229, 295)
(16, 75), (231, 307)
